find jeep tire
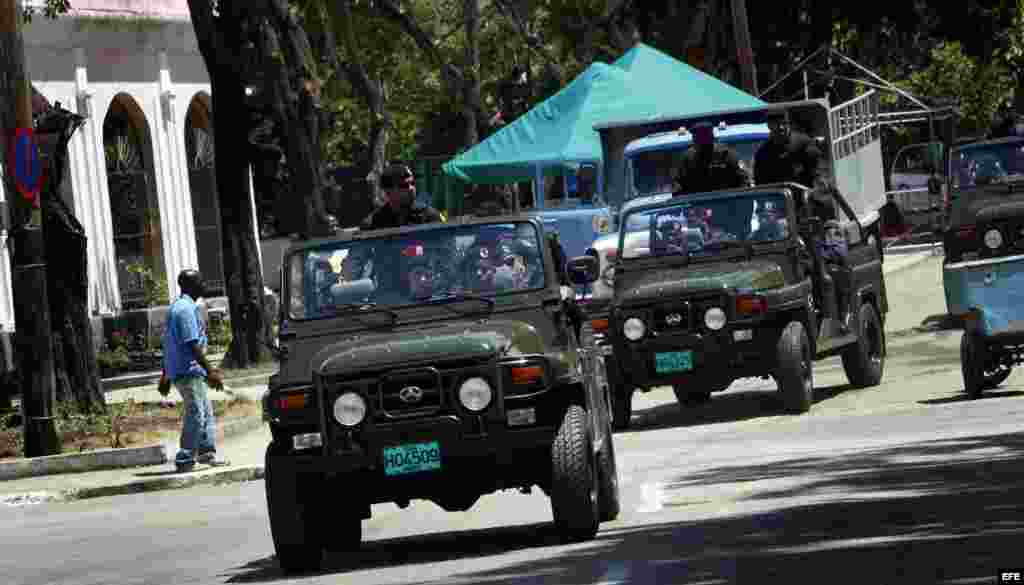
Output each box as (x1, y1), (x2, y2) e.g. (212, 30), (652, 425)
(596, 411), (621, 522)
(842, 302), (885, 387)
(611, 386), (633, 431)
(321, 514), (362, 554)
(961, 332), (988, 399)
(673, 386), (713, 406)
(776, 321), (814, 413)
(606, 358), (633, 431)
(265, 445), (324, 574)
(550, 405), (600, 541)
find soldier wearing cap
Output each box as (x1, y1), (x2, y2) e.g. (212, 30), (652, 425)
(754, 110), (822, 188)
(674, 120), (750, 196)
(361, 164), (443, 230)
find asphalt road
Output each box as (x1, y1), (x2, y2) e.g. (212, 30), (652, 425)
(3, 256), (1023, 585)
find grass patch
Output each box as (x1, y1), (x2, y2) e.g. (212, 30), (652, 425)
(0, 397), (260, 461)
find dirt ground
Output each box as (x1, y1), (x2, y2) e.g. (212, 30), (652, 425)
(0, 398), (261, 460)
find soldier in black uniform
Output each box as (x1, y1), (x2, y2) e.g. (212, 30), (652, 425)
(674, 121), (750, 196)
(360, 164), (444, 230)
(754, 110), (823, 188)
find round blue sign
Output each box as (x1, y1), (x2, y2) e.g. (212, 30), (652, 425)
(10, 128), (43, 204)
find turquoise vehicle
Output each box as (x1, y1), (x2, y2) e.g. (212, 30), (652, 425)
(942, 137), (1024, 397)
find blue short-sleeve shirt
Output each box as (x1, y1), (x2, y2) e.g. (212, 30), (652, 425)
(162, 294), (209, 381)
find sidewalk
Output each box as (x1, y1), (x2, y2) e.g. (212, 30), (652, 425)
(1, 380), (272, 506)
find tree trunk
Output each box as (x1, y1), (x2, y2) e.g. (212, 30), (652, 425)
(186, 0), (270, 370)
(365, 84), (390, 194)
(248, 0), (336, 240)
(332, 0), (391, 201)
(463, 0), (482, 147)
(213, 73), (268, 370)
(39, 107), (105, 413)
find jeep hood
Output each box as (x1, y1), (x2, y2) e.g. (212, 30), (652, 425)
(951, 187), (1024, 225)
(975, 199), (1024, 223)
(618, 259), (786, 301)
(310, 320), (547, 376)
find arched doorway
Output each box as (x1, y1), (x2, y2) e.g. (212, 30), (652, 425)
(103, 93), (167, 310)
(185, 93), (224, 296)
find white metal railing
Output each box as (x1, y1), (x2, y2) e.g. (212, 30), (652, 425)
(830, 91), (881, 160)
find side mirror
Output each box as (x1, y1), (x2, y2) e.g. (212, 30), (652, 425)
(566, 255), (600, 285)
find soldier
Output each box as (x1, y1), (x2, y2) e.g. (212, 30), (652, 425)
(674, 121), (750, 196)
(360, 164), (443, 230)
(754, 110), (823, 188)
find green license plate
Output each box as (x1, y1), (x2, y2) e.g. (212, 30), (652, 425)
(382, 441), (442, 476)
(655, 350), (694, 374)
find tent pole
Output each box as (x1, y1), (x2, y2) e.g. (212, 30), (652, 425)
(534, 165), (545, 208)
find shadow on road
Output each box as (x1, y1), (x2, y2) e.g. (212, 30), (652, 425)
(623, 383), (859, 434)
(222, 521), (565, 583)
(222, 430), (1024, 584)
(919, 389), (1024, 405)
(390, 432), (1023, 584)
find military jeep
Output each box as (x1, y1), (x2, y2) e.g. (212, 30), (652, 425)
(608, 184), (888, 415)
(261, 215), (619, 573)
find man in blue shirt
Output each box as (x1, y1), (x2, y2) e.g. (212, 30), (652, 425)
(158, 269), (229, 472)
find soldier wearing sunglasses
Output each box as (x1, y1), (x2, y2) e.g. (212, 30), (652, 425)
(361, 164), (444, 230)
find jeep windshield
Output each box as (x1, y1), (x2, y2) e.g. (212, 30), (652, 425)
(287, 222), (547, 320)
(626, 125), (767, 199)
(951, 138), (1024, 190)
(618, 192), (790, 260)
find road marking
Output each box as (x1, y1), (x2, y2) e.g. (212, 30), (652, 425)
(636, 481), (665, 513)
(594, 561), (631, 584)
(1, 491), (63, 507)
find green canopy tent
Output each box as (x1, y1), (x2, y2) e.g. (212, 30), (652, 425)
(612, 42), (765, 112)
(440, 43), (765, 206)
(442, 62), (663, 207)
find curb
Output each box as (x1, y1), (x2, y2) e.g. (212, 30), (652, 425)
(65, 465), (266, 501)
(0, 444), (169, 481)
(0, 414), (264, 482)
(2, 465), (266, 506)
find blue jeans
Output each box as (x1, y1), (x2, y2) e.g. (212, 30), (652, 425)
(174, 376), (217, 467)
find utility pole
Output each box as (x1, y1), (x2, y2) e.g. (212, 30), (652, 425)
(1, 0), (61, 456)
(730, 0), (758, 95)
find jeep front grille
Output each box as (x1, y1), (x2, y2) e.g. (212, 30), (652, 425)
(652, 302), (693, 334)
(379, 368), (444, 419)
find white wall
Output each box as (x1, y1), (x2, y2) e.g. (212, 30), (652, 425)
(16, 13), (212, 320)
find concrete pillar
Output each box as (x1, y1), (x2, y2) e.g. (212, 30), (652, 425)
(154, 50), (198, 300)
(73, 47), (120, 315)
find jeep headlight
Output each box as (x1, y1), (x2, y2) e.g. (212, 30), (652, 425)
(704, 307), (727, 330)
(458, 377), (493, 412)
(984, 228), (1003, 249)
(623, 317), (646, 341)
(333, 392), (367, 427)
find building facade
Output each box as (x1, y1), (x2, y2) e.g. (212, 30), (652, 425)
(0, 1), (235, 339)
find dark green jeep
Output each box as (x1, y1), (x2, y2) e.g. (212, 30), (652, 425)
(261, 215), (619, 573)
(608, 184), (888, 414)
